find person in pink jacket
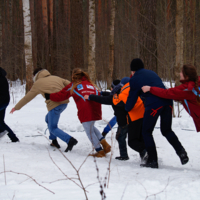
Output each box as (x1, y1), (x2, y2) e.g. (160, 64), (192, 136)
(45, 68), (111, 157)
(142, 64), (200, 132)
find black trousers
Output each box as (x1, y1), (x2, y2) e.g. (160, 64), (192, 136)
(0, 104), (18, 141)
(142, 104), (183, 162)
(128, 118), (145, 153)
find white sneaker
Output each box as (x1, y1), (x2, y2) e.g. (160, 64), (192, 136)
(0, 130), (9, 139)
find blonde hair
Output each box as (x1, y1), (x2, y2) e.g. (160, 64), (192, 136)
(70, 68), (98, 94)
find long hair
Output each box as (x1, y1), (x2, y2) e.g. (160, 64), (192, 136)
(182, 64), (200, 104)
(70, 68), (98, 94)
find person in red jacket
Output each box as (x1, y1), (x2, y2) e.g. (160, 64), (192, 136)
(142, 64), (200, 132)
(45, 68), (111, 157)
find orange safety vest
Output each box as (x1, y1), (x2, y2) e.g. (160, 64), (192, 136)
(112, 83), (145, 122)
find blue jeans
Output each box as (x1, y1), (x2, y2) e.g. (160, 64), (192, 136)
(45, 104), (71, 143)
(0, 103), (18, 141)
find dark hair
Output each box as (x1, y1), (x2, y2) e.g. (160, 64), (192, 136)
(111, 79), (121, 88)
(33, 67), (43, 76)
(182, 64), (200, 104)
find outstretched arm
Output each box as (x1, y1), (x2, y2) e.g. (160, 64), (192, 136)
(142, 85), (193, 101)
(50, 84), (72, 102)
(84, 94), (113, 105)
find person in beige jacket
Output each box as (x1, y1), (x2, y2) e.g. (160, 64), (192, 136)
(10, 68), (78, 152)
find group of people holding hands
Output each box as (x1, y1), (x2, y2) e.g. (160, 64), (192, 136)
(1, 58), (200, 169)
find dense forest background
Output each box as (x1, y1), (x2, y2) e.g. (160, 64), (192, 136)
(0, 0), (200, 90)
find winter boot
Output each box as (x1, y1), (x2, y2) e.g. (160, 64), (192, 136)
(177, 148), (189, 165)
(65, 137), (78, 152)
(11, 138), (19, 142)
(0, 130), (8, 139)
(140, 160), (158, 169)
(50, 139), (60, 149)
(115, 156), (129, 161)
(89, 150), (106, 158)
(102, 132), (107, 137)
(100, 139), (111, 154)
(140, 149), (148, 164)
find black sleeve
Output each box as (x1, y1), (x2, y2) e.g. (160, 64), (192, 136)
(89, 94), (112, 105)
(115, 101), (125, 107)
(45, 93), (50, 100)
(101, 91), (111, 96)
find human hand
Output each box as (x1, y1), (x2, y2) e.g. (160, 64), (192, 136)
(84, 95), (89, 100)
(141, 86), (151, 93)
(10, 108), (16, 114)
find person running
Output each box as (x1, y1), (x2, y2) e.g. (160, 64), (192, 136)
(125, 58), (189, 168)
(0, 67), (19, 142)
(45, 68), (111, 158)
(112, 77), (147, 163)
(84, 79), (130, 160)
(10, 67), (78, 152)
(142, 64), (200, 132)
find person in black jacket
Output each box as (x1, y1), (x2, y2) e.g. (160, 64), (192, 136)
(0, 67), (19, 142)
(84, 79), (129, 161)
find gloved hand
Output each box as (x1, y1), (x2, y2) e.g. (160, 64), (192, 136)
(45, 93), (50, 100)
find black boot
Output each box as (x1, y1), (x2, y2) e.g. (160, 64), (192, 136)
(177, 148), (189, 165)
(11, 138), (20, 142)
(7, 133), (19, 142)
(140, 149), (148, 164)
(140, 160), (158, 168)
(65, 137), (78, 152)
(102, 132), (107, 137)
(115, 156), (129, 161)
(50, 139), (60, 149)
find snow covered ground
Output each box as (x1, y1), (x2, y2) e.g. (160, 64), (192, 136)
(1, 81), (200, 200)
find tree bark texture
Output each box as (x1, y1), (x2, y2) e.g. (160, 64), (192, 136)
(22, 0), (33, 93)
(175, 0), (183, 86)
(88, 0), (96, 82)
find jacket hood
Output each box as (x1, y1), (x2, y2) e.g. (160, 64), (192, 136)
(0, 67), (7, 77)
(35, 69), (51, 81)
(180, 76), (200, 90)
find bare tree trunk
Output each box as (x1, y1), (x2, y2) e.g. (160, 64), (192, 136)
(42, 0), (49, 70)
(22, 0), (33, 93)
(30, 0), (37, 70)
(107, 0), (115, 88)
(49, 0), (53, 73)
(88, 0), (96, 82)
(70, 0), (84, 70)
(175, 0), (183, 86)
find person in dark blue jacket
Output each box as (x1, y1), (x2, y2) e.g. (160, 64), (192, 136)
(0, 67), (19, 142)
(125, 58), (189, 168)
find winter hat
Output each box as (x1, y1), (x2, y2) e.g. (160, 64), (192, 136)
(130, 58), (144, 71)
(120, 77), (130, 86)
(111, 79), (121, 89)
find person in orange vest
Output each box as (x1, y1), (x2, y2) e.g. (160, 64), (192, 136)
(112, 77), (147, 163)
(84, 79), (129, 160)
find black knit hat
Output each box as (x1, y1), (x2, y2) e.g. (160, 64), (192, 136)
(111, 79), (121, 88)
(130, 58), (144, 71)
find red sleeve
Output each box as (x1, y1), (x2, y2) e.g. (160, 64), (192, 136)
(150, 86), (194, 101)
(50, 83), (72, 102)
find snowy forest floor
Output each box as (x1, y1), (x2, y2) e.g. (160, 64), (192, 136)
(0, 81), (200, 200)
